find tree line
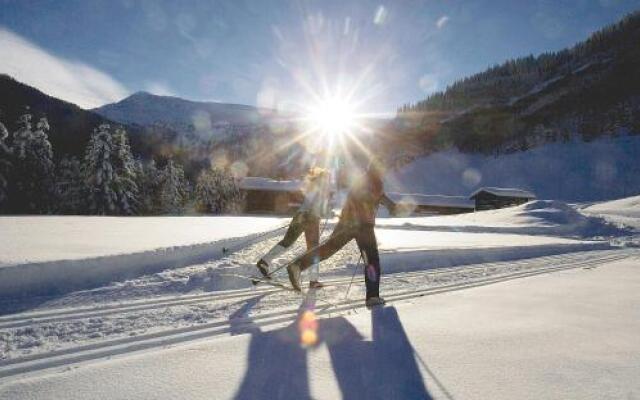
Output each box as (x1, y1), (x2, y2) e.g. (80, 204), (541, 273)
(398, 11), (640, 114)
(0, 110), (244, 215)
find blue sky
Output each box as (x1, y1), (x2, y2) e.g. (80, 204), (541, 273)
(1, 0), (639, 112)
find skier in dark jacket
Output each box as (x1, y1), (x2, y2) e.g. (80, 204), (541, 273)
(286, 158), (389, 308)
(256, 167), (331, 288)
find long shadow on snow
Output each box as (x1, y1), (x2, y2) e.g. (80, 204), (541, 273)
(231, 292), (435, 400)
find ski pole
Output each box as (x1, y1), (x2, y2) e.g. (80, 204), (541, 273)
(344, 253), (363, 300)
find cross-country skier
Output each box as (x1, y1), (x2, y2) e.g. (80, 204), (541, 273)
(286, 158), (390, 308)
(256, 167), (331, 288)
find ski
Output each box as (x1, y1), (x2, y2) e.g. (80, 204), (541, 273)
(220, 273), (340, 308)
(219, 272), (300, 292)
(250, 276), (300, 292)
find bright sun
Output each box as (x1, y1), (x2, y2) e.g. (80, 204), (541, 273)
(306, 96), (357, 138)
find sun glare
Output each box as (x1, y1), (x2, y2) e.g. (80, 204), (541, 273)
(306, 96), (358, 138)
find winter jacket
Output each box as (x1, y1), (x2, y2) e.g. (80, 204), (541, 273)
(340, 170), (384, 226)
(298, 179), (330, 218)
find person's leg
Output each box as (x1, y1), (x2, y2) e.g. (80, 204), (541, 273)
(304, 216), (322, 287)
(257, 213), (305, 275)
(354, 224), (381, 300)
(287, 224), (354, 290)
(298, 225), (353, 271)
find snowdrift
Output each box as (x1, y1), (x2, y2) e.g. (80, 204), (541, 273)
(582, 194), (640, 230)
(378, 200), (628, 239)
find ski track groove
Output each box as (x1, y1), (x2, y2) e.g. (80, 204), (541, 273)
(0, 248), (621, 330)
(0, 248), (633, 382)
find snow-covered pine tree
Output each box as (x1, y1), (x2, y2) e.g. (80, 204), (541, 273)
(9, 113), (55, 213)
(134, 159), (158, 214)
(84, 124), (138, 215)
(55, 156), (86, 214)
(195, 168), (243, 214)
(0, 115), (11, 211)
(159, 158), (189, 214)
(111, 127), (138, 214)
(84, 124), (118, 214)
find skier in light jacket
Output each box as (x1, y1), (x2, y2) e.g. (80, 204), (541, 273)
(256, 167), (331, 288)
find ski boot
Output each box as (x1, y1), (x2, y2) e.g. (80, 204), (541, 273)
(309, 280), (324, 289)
(256, 259), (270, 278)
(365, 297), (386, 309)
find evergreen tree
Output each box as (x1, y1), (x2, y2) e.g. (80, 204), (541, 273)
(159, 158), (189, 214)
(111, 127), (138, 214)
(134, 159), (162, 214)
(195, 168), (242, 214)
(55, 156), (85, 214)
(9, 113), (55, 213)
(84, 124), (138, 215)
(0, 116), (11, 211)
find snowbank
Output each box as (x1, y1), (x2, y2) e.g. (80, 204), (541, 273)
(378, 200), (627, 239)
(0, 216), (286, 299)
(582, 195), (640, 230)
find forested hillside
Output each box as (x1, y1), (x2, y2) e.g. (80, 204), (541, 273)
(393, 11), (640, 157)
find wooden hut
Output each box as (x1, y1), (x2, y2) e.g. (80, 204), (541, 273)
(239, 177), (304, 215)
(382, 192), (475, 216)
(470, 187), (536, 210)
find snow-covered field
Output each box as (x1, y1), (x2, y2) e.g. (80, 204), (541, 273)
(0, 197), (638, 399)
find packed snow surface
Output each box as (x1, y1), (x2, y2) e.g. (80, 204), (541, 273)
(0, 197), (638, 399)
(1, 257), (637, 400)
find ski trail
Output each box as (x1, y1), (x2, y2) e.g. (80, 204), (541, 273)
(0, 249), (621, 330)
(0, 249), (634, 382)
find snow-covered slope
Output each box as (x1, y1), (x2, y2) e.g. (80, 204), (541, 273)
(379, 199), (628, 238)
(387, 135), (640, 202)
(582, 194), (640, 230)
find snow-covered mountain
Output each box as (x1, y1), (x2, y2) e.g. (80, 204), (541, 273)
(93, 91), (282, 135)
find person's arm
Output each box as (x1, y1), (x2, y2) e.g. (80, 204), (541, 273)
(379, 192), (394, 212)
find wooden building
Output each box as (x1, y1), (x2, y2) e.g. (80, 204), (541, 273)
(239, 177), (304, 215)
(470, 187), (536, 210)
(382, 192), (475, 216)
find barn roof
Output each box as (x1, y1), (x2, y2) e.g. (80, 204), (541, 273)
(469, 187), (536, 199)
(385, 192), (475, 209)
(239, 177), (303, 192)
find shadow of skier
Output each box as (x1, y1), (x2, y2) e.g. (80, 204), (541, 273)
(322, 306), (434, 400)
(231, 293), (437, 400)
(231, 293), (315, 400)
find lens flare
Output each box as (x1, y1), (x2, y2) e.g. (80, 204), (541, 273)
(299, 310), (319, 347)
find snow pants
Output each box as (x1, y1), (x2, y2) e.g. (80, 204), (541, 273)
(294, 222), (381, 299)
(276, 212), (321, 281)
(277, 212), (320, 251)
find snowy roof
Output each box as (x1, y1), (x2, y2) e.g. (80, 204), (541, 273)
(385, 192), (475, 209)
(239, 177), (303, 192)
(469, 187), (536, 199)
